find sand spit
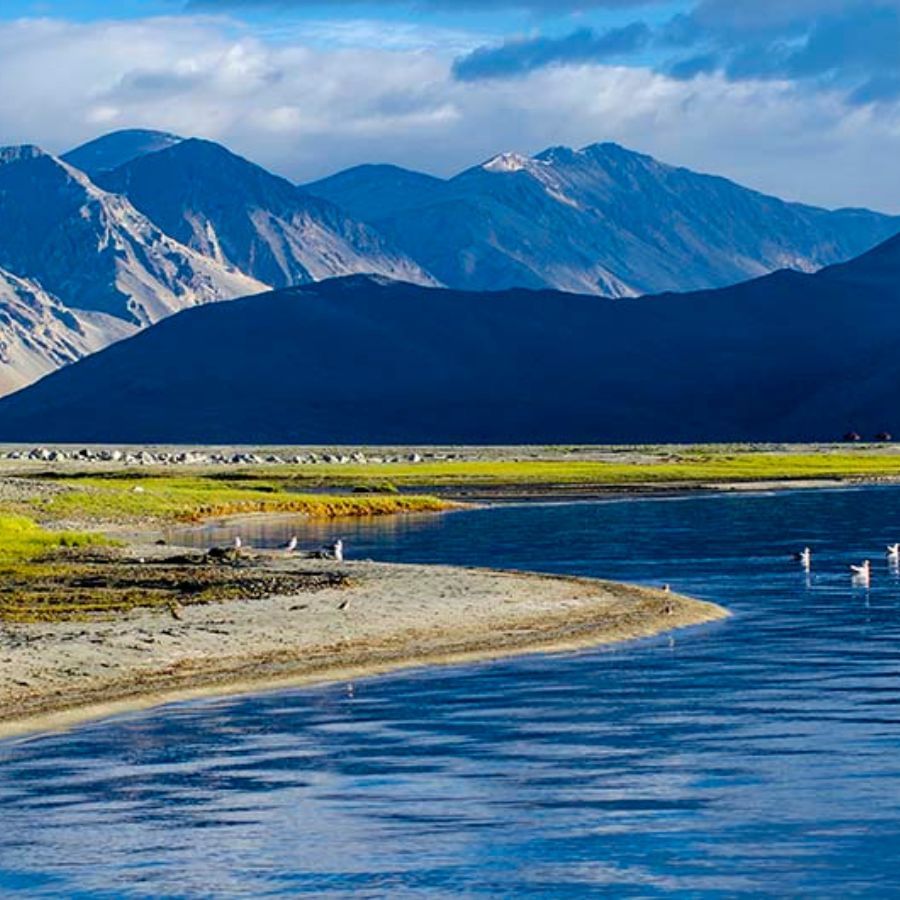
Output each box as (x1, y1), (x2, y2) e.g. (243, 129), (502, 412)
(0, 554), (727, 739)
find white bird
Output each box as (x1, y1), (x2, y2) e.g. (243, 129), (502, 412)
(851, 560), (871, 582)
(887, 544), (900, 560)
(285, 536), (298, 553)
(794, 547), (812, 569)
(233, 536), (243, 551)
(332, 538), (344, 562)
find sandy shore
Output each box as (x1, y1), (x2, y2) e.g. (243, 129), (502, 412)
(0, 553), (727, 739)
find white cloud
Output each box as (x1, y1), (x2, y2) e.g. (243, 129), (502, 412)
(0, 15), (899, 211)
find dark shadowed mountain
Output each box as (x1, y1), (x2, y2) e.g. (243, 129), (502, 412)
(2, 232), (899, 444)
(62, 129), (184, 176)
(306, 164), (447, 222)
(92, 139), (437, 288)
(306, 143), (900, 297)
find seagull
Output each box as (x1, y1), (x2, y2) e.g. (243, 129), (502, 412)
(793, 547), (812, 569)
(851, 560), (871, 582)
(285, 536), (298, 554)
(888, 544), (900, 561)
(332, 539), (344, 562)
(233, 536), (243, 551)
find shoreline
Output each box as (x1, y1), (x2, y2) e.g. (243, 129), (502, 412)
(0, 556), (728, 741)
(426, 477), (886, 504)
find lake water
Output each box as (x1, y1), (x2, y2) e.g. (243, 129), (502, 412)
(4, 488), (900, 897)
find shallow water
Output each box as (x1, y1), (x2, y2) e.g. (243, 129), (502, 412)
(4, 488), (900, 897)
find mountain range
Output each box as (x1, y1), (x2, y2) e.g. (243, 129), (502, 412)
(0, 131), (434, 395)
(91, 137), (436, 289)
(0, 127), (898, 402)
(305, 143), (900, 297)
(2, 229), (898, 444)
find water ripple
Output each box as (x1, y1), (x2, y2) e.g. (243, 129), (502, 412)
(4, 487), (900, 896)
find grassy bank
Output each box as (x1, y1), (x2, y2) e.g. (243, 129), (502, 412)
(0, 480), (453, 622)
(246, 451), (900, 489)
(29, 476), (454, 525)
(0, 514), (112, 622)
(0, 512), (349, 624)
(0, 514), (106, 564)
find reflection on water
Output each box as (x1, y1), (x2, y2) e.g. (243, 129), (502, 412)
(5, 488), (900, 896)
(166, 509), (445, 556)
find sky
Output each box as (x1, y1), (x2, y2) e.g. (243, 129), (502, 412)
(1, 0), (899, 211)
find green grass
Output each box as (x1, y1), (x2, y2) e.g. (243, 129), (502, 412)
(34, 476), (453, 524)
(0, 514), (107, 565)
(219, 451), (900, 488)
(0, 514), (119, 622)
(22, 448), (900, 527)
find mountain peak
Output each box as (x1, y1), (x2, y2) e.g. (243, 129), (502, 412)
(482, 152), (544, 174)
(92, 136), (438, 290)
(533, 145), (582, 165)
(0, 145), (48, 166)
(62, 129), (184, 176)
(579, 142), (658, 166)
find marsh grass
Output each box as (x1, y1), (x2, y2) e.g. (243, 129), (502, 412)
(240, 452), (900, 487)
(34, 476), (453, 524)
(0, 557), (346, 623)
(0, 514), (107, 565)
(0, 480), (448, 623)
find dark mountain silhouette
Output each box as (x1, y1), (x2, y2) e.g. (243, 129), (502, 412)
(1, 230), (899, 443)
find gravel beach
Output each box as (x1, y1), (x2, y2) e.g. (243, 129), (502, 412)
(0, 552), (726, 739)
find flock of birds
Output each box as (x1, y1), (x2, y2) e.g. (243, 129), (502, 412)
(793, 543), (900, 586)
(232, 534), (345, 561)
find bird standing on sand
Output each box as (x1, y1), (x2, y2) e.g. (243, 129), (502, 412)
(332, 539), (344, 562)
(233, 536), (243, 550)
(794, 548), (812, 569)
(285, 536), (298, 554)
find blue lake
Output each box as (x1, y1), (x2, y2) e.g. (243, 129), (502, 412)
(4, 487), (900, 897)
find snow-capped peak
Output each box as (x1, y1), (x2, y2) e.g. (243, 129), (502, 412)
(482, 152), (541, 174)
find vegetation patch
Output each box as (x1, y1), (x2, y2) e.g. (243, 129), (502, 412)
(30, 476), (453, 524)
(0, 514), (108, 565)
(0, 550), (347, 624)
(235, 451), (900, 488)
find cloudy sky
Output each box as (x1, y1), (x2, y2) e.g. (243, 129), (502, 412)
(2, 0), (898, 210)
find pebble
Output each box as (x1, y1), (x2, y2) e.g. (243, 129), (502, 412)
(0, 447), (435, 468)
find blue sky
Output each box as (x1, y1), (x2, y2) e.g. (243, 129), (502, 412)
(0, 1), (898, 211)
